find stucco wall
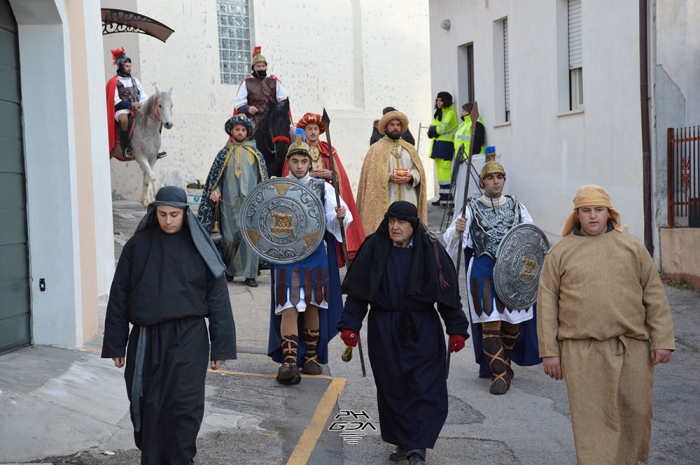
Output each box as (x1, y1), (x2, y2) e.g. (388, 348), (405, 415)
(104, 0), (434, 204)
(660, 228), (700, 287)
(429, 0), (645, 241)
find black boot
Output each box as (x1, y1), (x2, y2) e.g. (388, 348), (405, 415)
(276, 335), (301, 385)
(301, 328), (322, 375)
(119, 129), (134, 160)
(482, 329), (510, 395)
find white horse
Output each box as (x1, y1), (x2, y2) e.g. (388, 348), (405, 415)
(110, 87), (174, 207)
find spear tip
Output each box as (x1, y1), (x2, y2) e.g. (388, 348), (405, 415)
(321, 108), (330, 127)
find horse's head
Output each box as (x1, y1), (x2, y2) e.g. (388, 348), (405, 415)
(257, 99), (291, 177)
(151, 85), (174, 130)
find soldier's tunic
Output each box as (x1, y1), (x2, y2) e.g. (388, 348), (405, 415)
(444, 194), (541, 368)
(267, 175), (352, 365)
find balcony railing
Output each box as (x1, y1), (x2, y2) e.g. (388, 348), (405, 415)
(667, 126), (700, 227)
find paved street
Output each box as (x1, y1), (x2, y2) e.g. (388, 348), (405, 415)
(0, 200), (698, 464)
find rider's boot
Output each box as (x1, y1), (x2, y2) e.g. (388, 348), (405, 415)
(119, 129), (135, 160)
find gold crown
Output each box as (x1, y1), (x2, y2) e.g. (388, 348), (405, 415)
(286, 134), (310, 158)
(479, 153), (506, 179)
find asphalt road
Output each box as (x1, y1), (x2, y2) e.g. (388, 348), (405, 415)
(14, 199), (699, 465)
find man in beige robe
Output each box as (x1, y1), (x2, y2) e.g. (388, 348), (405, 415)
(537, 185), (675, 465)
(356, 110), (427, 235)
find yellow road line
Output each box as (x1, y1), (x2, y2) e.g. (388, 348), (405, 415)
(84, 345), (347, 463)
(83, 346), (338, 380)
(286, 377), (347, 465)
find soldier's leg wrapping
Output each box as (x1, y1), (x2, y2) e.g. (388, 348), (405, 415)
(482, 321), (510, 395)
(501, 322), (520, 381)
(277, 308), (301, 385)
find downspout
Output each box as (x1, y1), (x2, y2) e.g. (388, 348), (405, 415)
(639, 0), (654, 255)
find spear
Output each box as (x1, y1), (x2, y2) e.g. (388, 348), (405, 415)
(322, 108), (367, 377)
(447, 101), (479, 380)
(455, 101), (480, 280)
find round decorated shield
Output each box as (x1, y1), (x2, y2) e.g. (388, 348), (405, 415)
(493, 224), (550, 310)
(240, 178), (326, 265)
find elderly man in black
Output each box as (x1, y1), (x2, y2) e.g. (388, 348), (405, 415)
(337, 201), (469, 465)
(102, 186), (237, 465)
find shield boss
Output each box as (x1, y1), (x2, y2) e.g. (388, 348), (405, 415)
(240, 178), (325, 265)
(493, 223), (550, 310)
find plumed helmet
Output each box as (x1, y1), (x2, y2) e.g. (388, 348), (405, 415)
(480, 153), (506, 179)
(111, 47), (131, 74)
(286, 128), (311, 159)
(225, 114), (255, 138)
(251, 45), (267, 68)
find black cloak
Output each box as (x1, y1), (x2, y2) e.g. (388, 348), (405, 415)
(102, 186), (236, 464)
(338, 201), (469, 453)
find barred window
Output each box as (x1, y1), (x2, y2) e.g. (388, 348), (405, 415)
(217, 0), (252, 85)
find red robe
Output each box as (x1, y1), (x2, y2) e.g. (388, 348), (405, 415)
(282, 141), (365, 267)
(106, 75), (118, 153)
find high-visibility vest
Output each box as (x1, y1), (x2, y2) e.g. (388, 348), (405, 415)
(453, 116), (485, 160)
(430, 104), (458, 143)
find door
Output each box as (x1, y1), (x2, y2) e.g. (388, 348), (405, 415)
(0, 0), (31, 353)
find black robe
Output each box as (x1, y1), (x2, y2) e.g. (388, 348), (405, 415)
(338, 244), (469, 451)
(102, 226), (236, 465)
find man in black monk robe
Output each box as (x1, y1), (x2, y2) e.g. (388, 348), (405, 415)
(102, 186), (237, 465)
(337, 201), (469, 465)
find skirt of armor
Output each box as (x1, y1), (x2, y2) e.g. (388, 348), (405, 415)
(274, 244), (329, 313)
(466, 255), (534, 324)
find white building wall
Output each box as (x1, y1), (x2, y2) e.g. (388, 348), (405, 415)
(429, 0), (644, 241)
(104, 0), (434, 203)
(84, 0), (115, 295)
(10, 0), (84, 346)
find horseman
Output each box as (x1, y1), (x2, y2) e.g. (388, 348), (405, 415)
(106, 47), (147, 161)
(233, 46), (290, 131)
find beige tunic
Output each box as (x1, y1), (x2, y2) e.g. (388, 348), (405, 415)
(537, 230), (675, 465)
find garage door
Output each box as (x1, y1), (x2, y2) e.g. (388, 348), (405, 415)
(0, 0), (31, 353)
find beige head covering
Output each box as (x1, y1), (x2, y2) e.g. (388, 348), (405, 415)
(562, 185), (622, 236)
(378, 110), (409, 135)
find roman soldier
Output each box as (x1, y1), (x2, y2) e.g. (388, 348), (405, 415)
(281, 112), (365, 265)
(106, 47), (147, 160)
(233, 46), (289, 130)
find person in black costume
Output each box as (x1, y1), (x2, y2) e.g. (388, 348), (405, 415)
(102, 186), (237, 465)
(337, 201), (469, 465)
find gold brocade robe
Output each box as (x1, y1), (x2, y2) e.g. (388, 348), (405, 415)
(356, 137), (427, 235)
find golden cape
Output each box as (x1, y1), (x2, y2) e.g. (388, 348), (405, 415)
(356, 138), (427, 235)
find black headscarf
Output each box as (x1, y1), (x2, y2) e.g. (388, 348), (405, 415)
(136, 186), (226, 278)
(342, 201), (460, 308)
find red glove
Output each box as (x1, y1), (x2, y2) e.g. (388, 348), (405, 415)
(340, 329), (359, 347)
(449, 334), (466, 353)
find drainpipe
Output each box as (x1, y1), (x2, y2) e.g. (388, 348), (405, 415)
(639, 0), (653, 256)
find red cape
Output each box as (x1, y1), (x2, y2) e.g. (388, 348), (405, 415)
(282, 141), (365, 267)
(106, 75), (118, 153)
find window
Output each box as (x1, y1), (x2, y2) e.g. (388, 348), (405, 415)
(217, 0), (252, 85)
(568, 0), (583, 109)
(457, 43), (475, 107)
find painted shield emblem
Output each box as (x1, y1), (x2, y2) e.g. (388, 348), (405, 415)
(240, 178), (326, 265)
(493, 224), (550, 310)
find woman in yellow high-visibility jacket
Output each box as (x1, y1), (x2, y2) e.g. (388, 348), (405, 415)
(428, 92), (458, 206)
